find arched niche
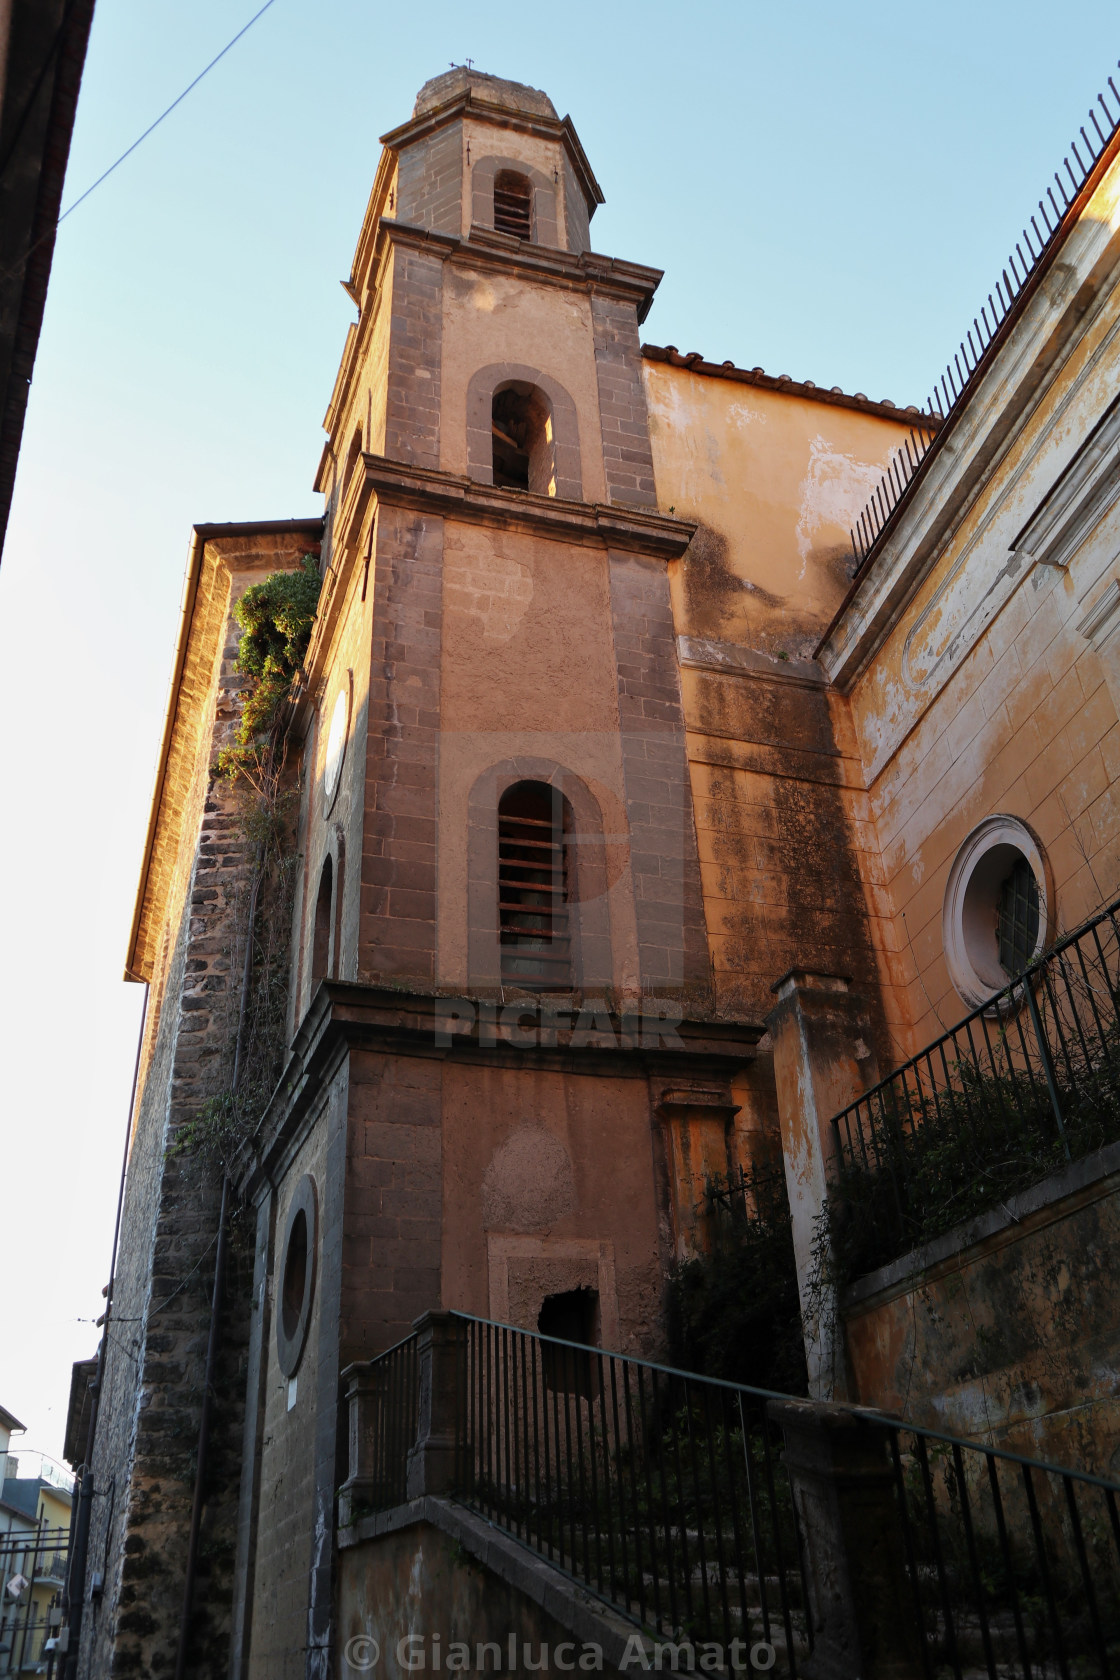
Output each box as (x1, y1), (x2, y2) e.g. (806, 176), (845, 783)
(470, 154), (559, 248)
(467, 758), (613, 993)
(466, 363), (583, 502)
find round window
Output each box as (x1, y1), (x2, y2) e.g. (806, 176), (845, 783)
(323, 685), (349, 810)
(942, 817), (1049, 1011)
(276, 1175), (318, 1378)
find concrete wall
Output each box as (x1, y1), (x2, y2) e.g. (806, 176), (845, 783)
(338, 1506), (633, 1679)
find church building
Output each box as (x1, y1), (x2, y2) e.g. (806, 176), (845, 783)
(66, 65), (1120, 1680)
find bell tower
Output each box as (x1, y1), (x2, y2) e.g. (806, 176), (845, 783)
(302, 66), (709, 1010)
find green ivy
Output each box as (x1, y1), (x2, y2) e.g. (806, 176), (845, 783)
(216, 555), (321, 779)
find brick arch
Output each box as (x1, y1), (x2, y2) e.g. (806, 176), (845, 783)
(466, 362), (583, 502)
(470, 155), (558, 248)
(467, 758), (614, 993)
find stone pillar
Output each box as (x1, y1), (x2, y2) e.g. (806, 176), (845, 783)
(767, 1399), (924, 1680)
(405, 1311), (465, 1499)
(766, 972), (878, 1400)
(337, 1364), (381, 1527)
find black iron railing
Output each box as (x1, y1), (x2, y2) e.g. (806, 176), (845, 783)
(877, 1414), (1120, 1680)
(0, 1527), (69, 1675)
(344, 1315), (1120, 1679)
(453, 1316), (806, 1664)
(830, 897), (1120, 1279)
(848, 60), (1120, 570)
(343, 1330), (419, 1513)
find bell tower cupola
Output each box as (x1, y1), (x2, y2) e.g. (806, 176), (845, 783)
(384, 67), (604, 253)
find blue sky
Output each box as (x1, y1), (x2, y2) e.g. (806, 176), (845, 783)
(0, 0), (1116, 1458)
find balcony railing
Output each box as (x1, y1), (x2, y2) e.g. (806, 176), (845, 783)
(830, 897), (1120, 1280)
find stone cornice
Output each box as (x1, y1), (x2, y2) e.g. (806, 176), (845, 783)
(378, 91), (604, 213)
(379, 218), (662, 319)
(320, 223), (662, 462)
(237, 982), (763, 1197)
(288, 459), (695, 732)
(359, 452), (696, 555)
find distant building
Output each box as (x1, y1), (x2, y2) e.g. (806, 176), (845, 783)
(0, 1448), (72, 1674)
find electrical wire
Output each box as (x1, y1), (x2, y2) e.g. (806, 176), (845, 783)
(0, 0), (282, 287)
(59, 0), (281, 228)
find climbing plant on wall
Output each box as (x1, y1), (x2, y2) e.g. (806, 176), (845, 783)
(216, 554), (321, 783)
(175, 556), (321, 1172)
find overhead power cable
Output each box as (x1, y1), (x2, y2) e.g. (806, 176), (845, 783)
(1, 0), (281, 286)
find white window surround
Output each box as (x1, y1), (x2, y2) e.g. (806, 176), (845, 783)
(322, 672), (352, 813)
(942, 816), (1049, 1012)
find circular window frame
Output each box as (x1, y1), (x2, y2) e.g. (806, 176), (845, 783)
(942, 816), (1053, 1013)
(322, 676), (352, 816)
(276, 1174), (318, 1379)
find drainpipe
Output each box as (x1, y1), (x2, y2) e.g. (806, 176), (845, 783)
(173, 864), (262, 1680)
(64, 984), (150, 1680)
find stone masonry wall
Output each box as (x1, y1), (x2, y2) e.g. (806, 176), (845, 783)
(81, 533), (313, 1680)
(396, 126), (463, 237)
(384, 245), (444, 471)
(590, 296), (657, 510)
(359, 507), (445, 985)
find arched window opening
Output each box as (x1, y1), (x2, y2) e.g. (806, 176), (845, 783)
(492, 384), (555, 495)
(312, 856), (333, 982)
(498, 781), (571, 989)
(493, 169), (532, 239)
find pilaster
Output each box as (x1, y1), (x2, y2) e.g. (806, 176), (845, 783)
(766, 971), (879, 1399)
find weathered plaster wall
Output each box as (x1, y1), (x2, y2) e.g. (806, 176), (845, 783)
(440, 1063), (666, 1357)
(439, 270), (606, 500)
(844, 1147), (1120, 1478)
(644, 361), (916, 1035)
(339, 1517), (625, 1679)
(291, 540), (373, 1027)
(338, 1050), (668, 1366)
(643, 362), (910, 657)
(839, 166), (1120, 1042)
(341, 1047), (444, 1362)
(437, 519), (635, 992)
(247, 1111), (333, 1680)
